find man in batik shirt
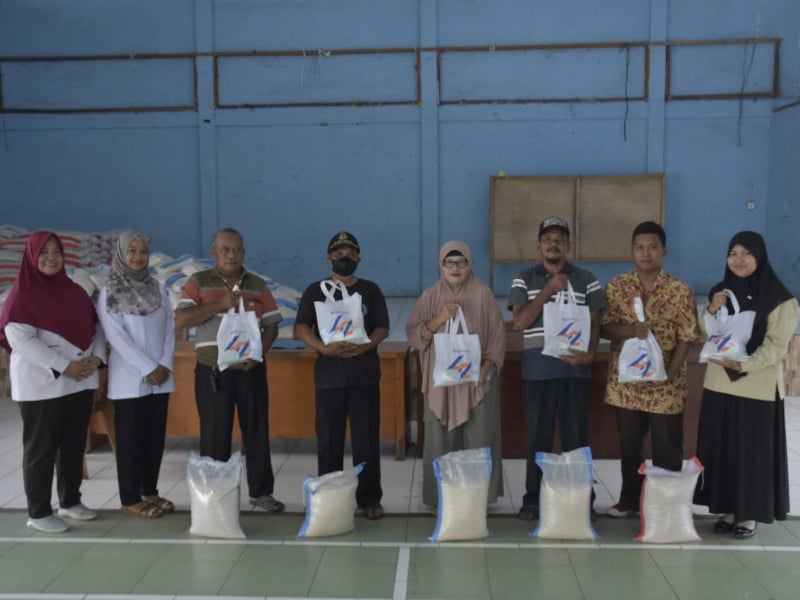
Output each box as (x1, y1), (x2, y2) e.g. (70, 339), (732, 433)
(601, 221), (699, 517)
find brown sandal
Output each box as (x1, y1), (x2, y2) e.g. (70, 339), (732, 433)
(120, 500), (164, 518)
(142, 496), (174, 513)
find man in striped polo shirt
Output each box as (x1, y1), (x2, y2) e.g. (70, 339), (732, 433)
(508, 216), (607, 521)
(175, 228), (284, 512)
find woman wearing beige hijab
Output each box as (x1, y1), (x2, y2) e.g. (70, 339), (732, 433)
(407, 241), (506, 508)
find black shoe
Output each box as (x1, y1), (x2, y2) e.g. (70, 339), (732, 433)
(734, 523), (757, 539)
(713, 518), (735, 534)
(517, 505), (538, 521)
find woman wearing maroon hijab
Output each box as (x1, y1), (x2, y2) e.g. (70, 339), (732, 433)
(0, 231), (106, 533)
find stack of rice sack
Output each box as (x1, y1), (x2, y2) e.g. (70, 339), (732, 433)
(0, 226), (118, 300)
(0, 225), (302, 341)
(149, 253), (301, 339)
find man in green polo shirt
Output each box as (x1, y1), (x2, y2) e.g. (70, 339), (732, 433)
(176, 228), (284, 512)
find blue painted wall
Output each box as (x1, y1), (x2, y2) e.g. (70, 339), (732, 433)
(1, 0), (798, 296)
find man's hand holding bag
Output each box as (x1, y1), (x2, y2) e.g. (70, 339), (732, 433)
(313, 279), (371, 346)
(542, 281), (591, 358)
(216, 295), (264, 371)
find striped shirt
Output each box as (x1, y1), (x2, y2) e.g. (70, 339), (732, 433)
(177, 268), (282, 367)
(508, 263), (607, 380)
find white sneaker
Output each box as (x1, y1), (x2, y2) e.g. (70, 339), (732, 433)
(27, 515), (69, 533)
(57, 503), (98, 521)
(607, 502), (638, 518)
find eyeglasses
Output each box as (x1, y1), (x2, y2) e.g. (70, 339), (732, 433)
(442, 258), (468, 269)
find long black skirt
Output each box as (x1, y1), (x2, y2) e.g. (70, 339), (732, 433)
(694, 389), (790, 523)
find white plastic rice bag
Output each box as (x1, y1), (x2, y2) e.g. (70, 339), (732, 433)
(533, 446), (597, 540)
(187, 451), (245, 539)
(637, 458), (703, 543)
(297, 464), (363, 538)
(430, 447), (491, 542)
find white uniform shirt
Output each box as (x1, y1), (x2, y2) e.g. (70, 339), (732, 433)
(96, 286), (176, 400)
(4, 322), (106, 402)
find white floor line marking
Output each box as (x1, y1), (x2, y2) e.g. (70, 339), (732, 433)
(1, 535), (799, 553)
(393, 546), (410, 600)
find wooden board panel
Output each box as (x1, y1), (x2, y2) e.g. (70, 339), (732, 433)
(490, 176), (576, 263)
(490, 174), (665, 279)
(577, 175), (665, 261)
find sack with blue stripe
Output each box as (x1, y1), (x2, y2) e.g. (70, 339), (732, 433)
(433, 306), (481, 388)
(430, 447), (491, 542)
(297, 464), (363, 538)
(618, 297), (667, 383)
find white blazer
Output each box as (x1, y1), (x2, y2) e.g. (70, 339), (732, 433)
(97, 286), (176, 400)
(5, 321), (107, 402)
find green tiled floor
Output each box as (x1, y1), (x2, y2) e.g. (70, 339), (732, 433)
(1, 510), (800, 599)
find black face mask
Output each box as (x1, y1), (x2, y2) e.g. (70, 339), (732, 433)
(331, 256), (358, 277)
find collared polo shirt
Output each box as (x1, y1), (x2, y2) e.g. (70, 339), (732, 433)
(508, 262), (607, 381)
(177, 268), (281, 367)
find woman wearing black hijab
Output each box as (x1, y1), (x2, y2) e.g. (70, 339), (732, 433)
(694, 231), (797, 539)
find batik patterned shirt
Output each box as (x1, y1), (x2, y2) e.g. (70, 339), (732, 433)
(603, 269), (699, 414)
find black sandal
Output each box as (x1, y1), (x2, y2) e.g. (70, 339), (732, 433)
(713, 517), (735, 534)
(365, 505), (384, 520)
(734, 523), (757, 539)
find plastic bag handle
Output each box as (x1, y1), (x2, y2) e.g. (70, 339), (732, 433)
(723, 289), (740, 315)
(633, 297), (645, 322)
(320, 279), (350, 302)
(445, 306), (470, 337)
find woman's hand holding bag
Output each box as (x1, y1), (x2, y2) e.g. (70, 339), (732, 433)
(433, 306), (482, 388)
(699, 289), (755, 363)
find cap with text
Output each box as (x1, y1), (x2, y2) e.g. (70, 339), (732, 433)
(538, 216), (570, 238)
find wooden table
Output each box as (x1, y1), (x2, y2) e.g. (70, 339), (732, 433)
(166, 340), (410, 459)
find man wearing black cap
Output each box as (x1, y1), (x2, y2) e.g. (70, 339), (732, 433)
(508, 216), (607, 520)
(294, 231), (390, 519)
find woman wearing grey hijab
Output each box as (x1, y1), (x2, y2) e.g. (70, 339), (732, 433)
(97, 230), (176, 518)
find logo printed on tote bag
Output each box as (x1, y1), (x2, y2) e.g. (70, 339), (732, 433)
(329, 314), (355, 338)
(223, 335), (253, 360)
(556, 321), (583, 348)
(707, 333), (733, 353)
(445, 355), (473, 381)
(629, 352), (655, 378)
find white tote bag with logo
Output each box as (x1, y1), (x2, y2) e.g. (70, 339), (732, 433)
(699, 289), (755, 363)
(216, 296), (263, 371)
(433, 307), (482, 387)
(313, 279), (371, 346)
(542, 282), (591, 358)
(618, 297), (667, 383)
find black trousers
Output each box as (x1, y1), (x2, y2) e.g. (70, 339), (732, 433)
(194, 362), (274, 498)
(615, 406), (683, 508)
(316, 384), (382, 508)
(113, 393), (169, 506)
(18, 390), (93, 519)
(522, 378), (591, 507)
